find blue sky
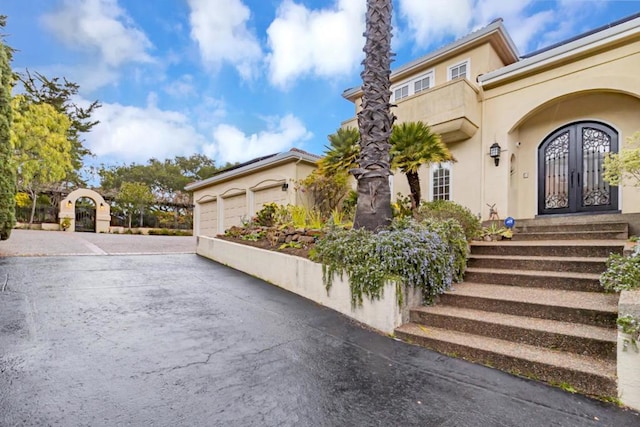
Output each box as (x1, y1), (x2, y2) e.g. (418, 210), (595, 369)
(3, 0), (640, 172)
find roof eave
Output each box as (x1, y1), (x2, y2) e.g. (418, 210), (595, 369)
(342, 19), (519, 101)
(478, 15), (640, 87)
(184, 152), (319, 192)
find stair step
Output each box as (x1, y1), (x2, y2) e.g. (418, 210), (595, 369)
(394, 323), (617, 397)
(463, 267), (602, 292)
(439, 283), (618, 327)
(515, 221), (628, 234)
(467, 254), (607, 274)
(410, 305), (616, 360)
(470, 240), (624, 258)
(512, 230), (627, 241)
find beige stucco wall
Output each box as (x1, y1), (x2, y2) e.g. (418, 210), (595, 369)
(192, 160), (316, 236)
(481, 39), (640, 219)
(197, 236), (423, 334)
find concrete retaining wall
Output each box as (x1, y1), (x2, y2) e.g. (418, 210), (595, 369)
(618, 290), (640, 411)
(196, 236), (422, 334)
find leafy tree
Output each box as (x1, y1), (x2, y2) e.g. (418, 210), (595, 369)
(351, 0), (394, 231)
(318, 127), (360, 176)
(297, 170), (350, 219)
(10, 95), (72, 224)
(116, 182), (154, 228)
(390, 121), (454, 211)
(18, 69), (101, 187)
(0, 15), (15, 239)
(603, 131), (640, 187)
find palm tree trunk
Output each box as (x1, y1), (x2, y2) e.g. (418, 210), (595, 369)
(352, 0), (394, 231)
(406, 171), (421, 211)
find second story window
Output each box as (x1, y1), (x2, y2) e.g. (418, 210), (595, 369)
(394, 85), (409, 101)
(414, 74), (432, 94)
(448, 60), (469, 81)
(392, 70), (434, 102)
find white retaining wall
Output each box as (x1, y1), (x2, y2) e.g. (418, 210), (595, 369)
(196, 236), (422, 334)
(618, 290), (640, 411)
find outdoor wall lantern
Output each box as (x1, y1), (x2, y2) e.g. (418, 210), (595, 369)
(281, 183), (289, 191)
(489, 142), (501, 167)
(99, 202), (105, 209)
(66, 200), (73, 207)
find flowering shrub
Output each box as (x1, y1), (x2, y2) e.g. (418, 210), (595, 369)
(312, 218), (468, 306)
(600, 245), (640, 292)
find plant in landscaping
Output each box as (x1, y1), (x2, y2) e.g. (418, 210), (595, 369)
(312, 218), (467, 306)
(60, 217), (71, 231)
(297, 170), (350, 220)
(617, 314), (640, 352)
(279, 241), (303, 250)
(416, 200), (481, 241)
(255, 203), (278, 227)
(392, 193), (413, 218)
(600, 246), (640, 292)
(390, 121), (454, 211)
(603, 131), (640, 187)
(241, 232), (264, 242)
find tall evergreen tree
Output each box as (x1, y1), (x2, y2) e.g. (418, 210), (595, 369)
(0, 16), (15, 240)
(351, 0), (394, 231)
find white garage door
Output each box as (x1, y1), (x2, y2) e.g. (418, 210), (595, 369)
(199, 200), (218, 237)
(253, 186), (288, 212)
(222, 193), (246, 230)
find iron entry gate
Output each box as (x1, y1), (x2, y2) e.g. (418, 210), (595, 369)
(75, 207), (96, 232)
(537, 121), (618, 215)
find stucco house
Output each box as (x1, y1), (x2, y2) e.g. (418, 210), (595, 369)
(342, 13), (640, 224)
(185, 148), (319, 237)
(189, 13), (640, 235)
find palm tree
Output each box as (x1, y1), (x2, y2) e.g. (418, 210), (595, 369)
(318, 127), (360, 176)
(351, 0), (394, 231)
(390, 121), (454, 211)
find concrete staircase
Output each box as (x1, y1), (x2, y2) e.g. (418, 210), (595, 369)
(395, 219), (628, 397)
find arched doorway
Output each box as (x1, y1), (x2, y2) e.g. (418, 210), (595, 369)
(75, 197), (96, 232)
(537, 121), (618, 215)
(60, 188), (111, 233)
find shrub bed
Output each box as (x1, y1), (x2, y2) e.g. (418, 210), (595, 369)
(312, 218), (468, 306)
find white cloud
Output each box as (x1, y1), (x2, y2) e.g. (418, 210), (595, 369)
(82, 98), (206, 164)
(397, 0), (558, 54)
(398, 0), (473, 45)
(266, 0), (366, 89)
(187, 0), (262, 79)
(204, 114), (312, 163)
(163, 74), (197, 98)
(41, 0), (153, 68)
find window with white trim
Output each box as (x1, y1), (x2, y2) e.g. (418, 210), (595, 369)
(394, 84), (409, 101)
(431, 163), (451, 201)
(448, 60), (469, 81)
(414, 75), (431, 94)
(391, 70), (434, 101)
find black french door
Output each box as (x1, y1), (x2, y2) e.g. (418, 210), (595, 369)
(538, 122), (618, 215)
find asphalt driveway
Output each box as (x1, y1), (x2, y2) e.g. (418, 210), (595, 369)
(0, 233), (639, 425)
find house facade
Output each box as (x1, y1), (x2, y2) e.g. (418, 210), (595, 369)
(342, 14), (640, 222)
(185, 149), (318, 237)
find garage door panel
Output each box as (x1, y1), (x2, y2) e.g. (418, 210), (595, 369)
(199, 200), (218, 237)
(254, 186), (288, 212)
(223, 194), (246, 229)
